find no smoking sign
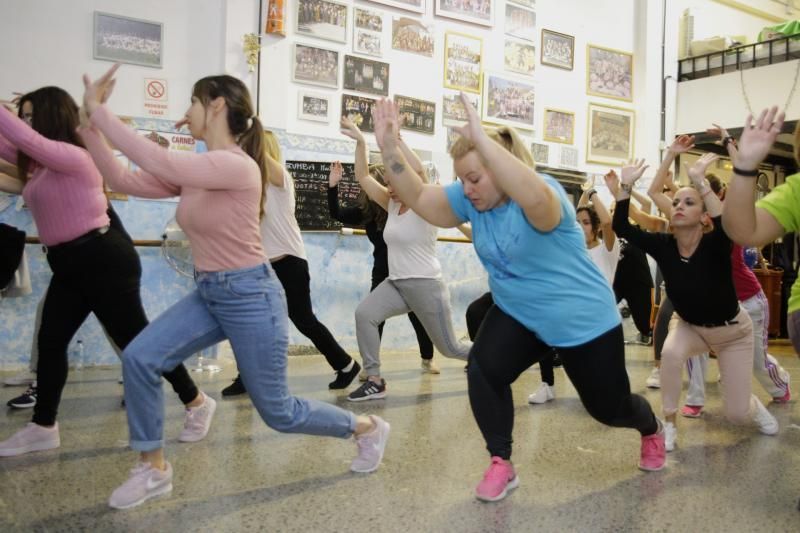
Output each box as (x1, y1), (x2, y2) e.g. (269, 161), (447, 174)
(144, 78), (169, 117)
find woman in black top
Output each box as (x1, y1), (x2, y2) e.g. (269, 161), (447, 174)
(612, 155), (778, 453)
(327, 160), (437, 374)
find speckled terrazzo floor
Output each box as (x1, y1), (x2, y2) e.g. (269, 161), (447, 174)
(1, 340), (799, 532)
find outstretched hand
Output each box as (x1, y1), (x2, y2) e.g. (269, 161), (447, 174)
(329, 160), (343, 187)
(668, 134), (695, 155)
(620, 158), (648, 185)
(339, 115), (365, 144)
(603, 169), (620, 196)
(82, 63), (120, 116)
(454, 92), (485, 145)
(372, 98), (400, 152)
(735, 106), (785, 171)
(685, 152), (719, 187)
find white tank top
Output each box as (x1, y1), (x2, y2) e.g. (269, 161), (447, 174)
(383, 199), (441, 280)
(260, 168), (307, 261)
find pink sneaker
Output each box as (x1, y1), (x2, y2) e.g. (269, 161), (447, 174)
(638, 429), (666, 472)
(475, 457), (519, 502)
(680, 405), (703, 418)
(0, 422), (60, 457)
(773, 389), (791, 404)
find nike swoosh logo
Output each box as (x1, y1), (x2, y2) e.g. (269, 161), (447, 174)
(146, 475), (165, 491)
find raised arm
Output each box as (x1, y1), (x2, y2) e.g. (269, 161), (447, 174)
(340, 116), (389, 210)
(327, 160), (366, 225)
(612, 160), (662, 254)
(648, 135), (694, 217)
(588, 188), (616, 251)
(372, 99), (461, 228)
(397, 134), (427, 182)
(722, 107), (787, 246)
(606, 169), (667, 232)
(685, 153), (722, 218)
(264, 152), (287, 188)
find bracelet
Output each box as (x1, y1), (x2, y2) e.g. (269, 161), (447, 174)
(587, 189), (597, 200)
(733, 166), (759, 177)
(722, 136), (734, 148)
(620, 182), (633, 193)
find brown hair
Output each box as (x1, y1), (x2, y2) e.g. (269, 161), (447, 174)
(17, 87), (85, 183)
(576, 205), (601, 240)
(448, 125), (534, 166)
(357, 163), (388, 230)
(192, 75), (267, 219)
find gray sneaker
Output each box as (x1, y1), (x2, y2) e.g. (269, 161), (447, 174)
(350, 415), (390, 473)
(109, 462), (173, 510)
(179, 393), (217, 442)
(0, 422), (59, 457)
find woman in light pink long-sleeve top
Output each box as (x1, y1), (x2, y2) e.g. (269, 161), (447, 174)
(79, 65), (390, 510)
(0, 87), (207, 458)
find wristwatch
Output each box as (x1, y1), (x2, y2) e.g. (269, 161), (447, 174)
(620, 182), (633, 193)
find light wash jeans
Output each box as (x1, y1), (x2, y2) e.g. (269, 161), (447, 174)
(122, 263), (357, 452)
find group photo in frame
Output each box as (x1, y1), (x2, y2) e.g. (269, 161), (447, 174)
(442, 89), (480, 126)
(443, 32), (483, 93)
(504, 39), (535, 76)
(392, 17), (434, 57)
(93, 12), (163, 68)
(298, 91), (331, 123)
(353, 7), (384, 57)
(292, 43), (340, 88)
(343, 55), (390, 96)
(367, 0), (425, 14)
(504, 3), (536, 42)
(531, 142), (549, 165)
(296, 0), (348, 43)
(543, 108), (574, 144)
(395, 95), (436, 134)
(342, 93), (378, 132)
(587, 44), (633, 101)
(540, 29), (574, 70)
(586, 103), (634, 165)
(435, 0), (493, 27)
(482, 72), (535, 130)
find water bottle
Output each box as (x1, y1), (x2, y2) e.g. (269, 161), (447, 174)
(73, 340), (85, 371)
(743, 247), (759, 269)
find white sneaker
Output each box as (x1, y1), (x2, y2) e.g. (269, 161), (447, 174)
(752, 395), (779, 435)
(109, 461), (173, 510)
(4, 370), (36, 386)
(0, 422), (60, 457)
(645, 367), (661, 389)
(179, 393), (217, 442)
(664, 422), (677, 452)
(351, 415), (390, 473)
(527, 383), (555, 404)
(421, 359), (440, 374)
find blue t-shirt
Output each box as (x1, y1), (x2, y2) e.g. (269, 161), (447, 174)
(444, 175), (620, 347)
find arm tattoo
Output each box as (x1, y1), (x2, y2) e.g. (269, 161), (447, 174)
(388, 157), (406, 175)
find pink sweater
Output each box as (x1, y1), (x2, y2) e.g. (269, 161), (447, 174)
(0, 107), (109, 246)
(80, 105), (266, 272)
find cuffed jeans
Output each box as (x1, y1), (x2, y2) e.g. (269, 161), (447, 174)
(122, 263), (357, 452)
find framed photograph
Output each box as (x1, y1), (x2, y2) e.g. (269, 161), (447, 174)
(435, 0), (493, 27)
(543, 108), (574, 144)
(444, 32), (483, 93)
(353, 7), (384, 57)
(342, 93), (378, 132)
(298, 91), (331, 123)
(343, 55), (389, 96)
(587, 44), (633, 101)
(560, 146), (579, 169)
(392, 17), (434, 57)
(296, 0), (348, 43)
(395, 95), (436, 134)
(531, 142), (549, 165)
(442, 89), (480, 126)
(93, 12), (163, 68)
(482, 72), (535, 130)
(504, 4), (536, 42)
(504, 39), (535, 76)
(586, 103), (635, 165)
(541, 29), (574, 70)
(365, 0), (425, 14)
(292, 43), (340, 89)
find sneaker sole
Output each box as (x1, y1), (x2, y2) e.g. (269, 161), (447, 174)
(109, 482), (173, 510)
(7, 401), (36, 409)
(681, 411), (702, 419)
(0, 438), (60, 457)
(178, 398), (217, 443)
(638, 460), (666, 472)
(350, 421), (391, 473)
(476, 475), (520, 502)
(4, 379), (35, 386)
(347, 392), (387, 402)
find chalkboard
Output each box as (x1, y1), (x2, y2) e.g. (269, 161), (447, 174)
(286, 160), (361, 231)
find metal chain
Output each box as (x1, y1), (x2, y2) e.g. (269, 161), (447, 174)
(740, 58), (800, 114)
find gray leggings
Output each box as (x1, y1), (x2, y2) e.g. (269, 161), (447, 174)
(355, 277), (472, 376)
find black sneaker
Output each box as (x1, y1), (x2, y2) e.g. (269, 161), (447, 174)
(221, 375), (247, 397)
(347, 378), (386, 402)
(551, 352), (563, 368)
(329, 360), (361, 390)
(7, 384), (37, 409)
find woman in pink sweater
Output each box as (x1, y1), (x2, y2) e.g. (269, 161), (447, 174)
(80, 65), (389, 510)
(0, 87), (208, 458)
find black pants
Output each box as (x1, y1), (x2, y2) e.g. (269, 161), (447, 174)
(34, 228), (198, 426)
(370, 272), (433, 359)
(465, 292), (554, 385)
(271, 255), (352, 371)
(613, 276), (652, 337)
(468, 306), (658, 459)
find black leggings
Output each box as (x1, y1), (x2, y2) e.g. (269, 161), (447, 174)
(371, 274), (433, 359)
(652, 296), (674, 362)
(465, 292), (554, 385)
(468, 305), (658, 459)
(34, 228), (198, 426)
(613, 276), (653, 337)
(271, 255), (353, 371)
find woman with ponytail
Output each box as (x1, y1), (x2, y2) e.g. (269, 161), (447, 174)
(79, 65), (389, 510)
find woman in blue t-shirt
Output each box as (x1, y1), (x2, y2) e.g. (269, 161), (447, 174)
(370, 95), (665, 503)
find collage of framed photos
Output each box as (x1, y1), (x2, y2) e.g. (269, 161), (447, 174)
(289, 0), (636, 166)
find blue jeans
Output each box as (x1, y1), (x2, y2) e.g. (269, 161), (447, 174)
(122, 263), (357, 452)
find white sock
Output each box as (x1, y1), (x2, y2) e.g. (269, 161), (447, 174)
(341, 360), (355, 373)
